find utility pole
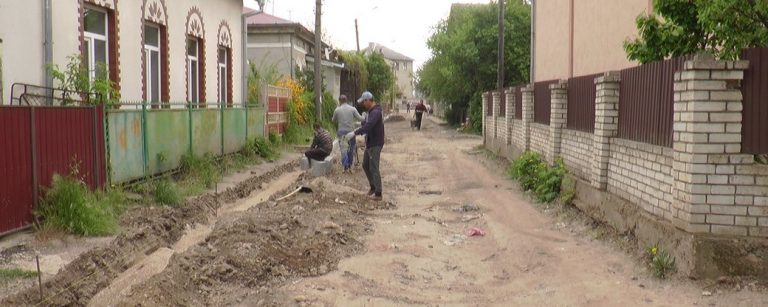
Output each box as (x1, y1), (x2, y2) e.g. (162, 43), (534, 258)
(497, 0), (505, 93)
(355, 19), (361, 52)
(314, 0), (323, 122)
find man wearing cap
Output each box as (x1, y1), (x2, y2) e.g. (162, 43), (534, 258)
(332, 95), (364, 172)
(346, 91), (385, 201)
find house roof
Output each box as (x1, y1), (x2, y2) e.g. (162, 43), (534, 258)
(362, 43), (414, 62)
(243, 8), (293, 25)
(245, 9), (330, 49)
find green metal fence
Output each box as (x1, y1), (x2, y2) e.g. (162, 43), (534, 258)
(106, 102), (266, 184)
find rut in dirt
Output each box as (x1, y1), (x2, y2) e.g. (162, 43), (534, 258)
(116, 175), (394, 306)
(2, 162), (297, 307)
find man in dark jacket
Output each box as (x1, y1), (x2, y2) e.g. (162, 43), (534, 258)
(347, 91), (385, 201)
(305, 123), (333, 165)
(414, 100), (427, 130)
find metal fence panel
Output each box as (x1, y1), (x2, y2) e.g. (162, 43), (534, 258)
(0, 108), (34, 235)
(247, 105), (266, 138)
(191, 109), (223, 157)
(107, 111), (145, 183)
(567, 74), (600, 133)
(534, 80), (557, 125)
(146, 109), (191, 175)
(223, 108), (247, 154)
(741, 48), (768, 154)
(618, 57), (686, 147)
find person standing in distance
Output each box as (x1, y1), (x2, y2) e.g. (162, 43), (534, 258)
(346, 91), (384, 201)
(332, 95), (364, 172)
(414, 100), (427, 130)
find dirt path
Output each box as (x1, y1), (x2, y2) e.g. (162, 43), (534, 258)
(253, 118), (768, 306)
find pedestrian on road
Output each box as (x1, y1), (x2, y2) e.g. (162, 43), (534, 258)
(346, 91), (385, 201)
(332, 95), (364, 172)
(305, 123), (333, 166)
(414, 100), (427, 131)
(406, 102), (411, 113)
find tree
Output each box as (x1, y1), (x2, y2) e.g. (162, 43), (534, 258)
(418, 1), (530, 131)
(365, 52), (395, 101)
(625, 0), (768, 63)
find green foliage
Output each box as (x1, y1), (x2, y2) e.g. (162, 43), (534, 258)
(509, 151), (543, 191)
(533, 159), (567, 203)
(418, 1), (531, 128)
(47, 55), (120, 106)
(647, 245), (676, 279)
(36, 174), (120, 236)
(625, 0), (768, 63)
(153, 179), (182, 206)
(248, 61), (281, 106)
(282, 94), (314, 144)
(180, 153), (219, 188)
(509, 152), (568, 203)
(338, 51), (369, 99)
(244, 136), (280, 161)
(559, 175), (577, 206)
(365, 52), (396, 101)
(0, 268), (39, 281)
(322, 92), (338, 129)
(268, 132), (281, 146)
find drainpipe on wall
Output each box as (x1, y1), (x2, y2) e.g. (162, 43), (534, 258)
(530, 0), (535, 84)
(242, 9), (263, 104)
(44, 0), (53, 90)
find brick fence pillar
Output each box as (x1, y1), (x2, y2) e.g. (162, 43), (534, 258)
(505, 87), (514, 145)
(590, 72), (621, 190)
(672, 54), (751, 235)
(521, 85), (534, 151)
(492, 91), (501, 140)
(482, 92), (488, 144)
(548, 80), (568, 162)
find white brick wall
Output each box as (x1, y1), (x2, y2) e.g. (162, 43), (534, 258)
(530, 123), (550, 158)
(608, 138), (675, 221)
(562, 129), (593, 180)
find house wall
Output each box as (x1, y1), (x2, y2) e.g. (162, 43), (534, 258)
(561, 129), (592, 180)
(247, 32), (296, 80)
(1, 0), (244, 105)
(0, 1), (45, 104)
(534, 0), (651, 81)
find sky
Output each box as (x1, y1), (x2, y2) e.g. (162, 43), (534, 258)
(243, 0), (491, 71)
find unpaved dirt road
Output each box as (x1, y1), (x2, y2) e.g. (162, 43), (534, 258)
(250, 118), (768, 306)
(3, 117), (767, 306)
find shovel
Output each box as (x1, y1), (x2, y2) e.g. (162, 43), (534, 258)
(275, 186), (313, 201)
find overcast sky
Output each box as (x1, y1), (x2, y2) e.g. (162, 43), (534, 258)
(243, 0), (491, 71)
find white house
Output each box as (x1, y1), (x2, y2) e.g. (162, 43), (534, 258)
(0, 0), (244, 107)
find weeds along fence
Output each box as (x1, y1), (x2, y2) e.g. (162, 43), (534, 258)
(106, 101), (267, 184)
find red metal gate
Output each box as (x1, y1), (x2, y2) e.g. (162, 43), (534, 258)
(265, 85), (290, 135)
(0, 106), (106, 235)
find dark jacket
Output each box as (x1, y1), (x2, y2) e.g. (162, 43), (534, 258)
(311, 128), (334, 154)
(355, 104), (384, 148)
(415, 102), (427, 113)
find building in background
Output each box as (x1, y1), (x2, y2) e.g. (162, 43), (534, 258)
(363, 42), (415, 104)
(0, 0), (244, 106)
(245, 10), (343, 100)
(534, 0), (652, 82)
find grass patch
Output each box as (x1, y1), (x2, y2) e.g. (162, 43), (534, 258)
(0, 268), (39, 281)
(35, 174), (122, 236)
(243, 136), (280, 161)
(647, 245), (676, 279)
(153, 179), (182, 206)
(180, 153), (219, 188)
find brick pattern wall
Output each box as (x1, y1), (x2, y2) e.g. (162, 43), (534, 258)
(548, 81), (567, 162)
(511, 119), (525, 150)
(530, 123), (550, 158)
(608, 138), (675, 220)
(505, 88), (515, 145)
(562, 129), (593, 180)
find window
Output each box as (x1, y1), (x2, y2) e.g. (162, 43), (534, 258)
(84, 8), (108, 81)
(217, 47), (229, 104)
(187, 38), (200, 104)
(144, 24), (161, 103)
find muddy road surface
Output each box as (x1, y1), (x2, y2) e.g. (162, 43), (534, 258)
(3, 117), (768, 306)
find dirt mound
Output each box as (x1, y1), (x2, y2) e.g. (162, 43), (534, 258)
(118, 177), (383, 306)
(2, 162), (297, 307)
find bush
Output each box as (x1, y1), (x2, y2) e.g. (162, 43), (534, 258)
(509, 152), (568, 204)
(509, 151), (543, 191)
(180, 153), (219, 188)
(153, 179), (182, 206)
(244, 136), (280, 161)
(36, 174), (119, 236)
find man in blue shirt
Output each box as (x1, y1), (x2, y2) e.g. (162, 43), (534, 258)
(332, 95), (364, 172)
(347, 91), (385, 201)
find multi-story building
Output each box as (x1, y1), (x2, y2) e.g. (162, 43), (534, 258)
(363, 42), (415, 103)
(245, 10), (343, 100)
(0, 0), (245, 106)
